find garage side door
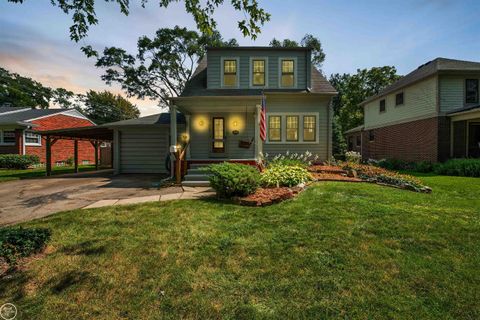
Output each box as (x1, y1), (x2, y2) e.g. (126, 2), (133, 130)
(120, 127), (169, 173)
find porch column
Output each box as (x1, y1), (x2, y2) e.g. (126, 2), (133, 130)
(113, 129), (120, 175)
(185, 114), (191, 159)
(170, 104), (177, 147)
(255, 104), (262, 160)
(94, 141), (99, 170)
(73, 140), (79, 173)
(46, 136), (52, 176)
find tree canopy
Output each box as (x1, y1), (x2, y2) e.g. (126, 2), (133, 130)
(87, 26), (237, 108)
(80, 90), (140, 125)
(6, 0), (270, 42)
(269, 34), (326, 70)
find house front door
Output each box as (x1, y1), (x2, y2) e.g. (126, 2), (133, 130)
(212, 117), (226, 154)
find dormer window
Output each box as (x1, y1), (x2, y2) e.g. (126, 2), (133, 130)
(281, 59), (295, 87)
(223, 59), (237, 87)
(252, 59), (266, 86)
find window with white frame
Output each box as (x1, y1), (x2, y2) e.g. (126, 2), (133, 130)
(267, 113), (319, 143)
(252, 59), (266, 86)
(223, 59), (238, 87)
(25, 131), (42, 146)
(280, 59), (295, 87)
(0, 130), (15, 145)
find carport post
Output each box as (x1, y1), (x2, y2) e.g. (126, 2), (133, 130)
(94, 141), (99, 171)
(74, 140), (79, 173)
(46, 135), (52, 176)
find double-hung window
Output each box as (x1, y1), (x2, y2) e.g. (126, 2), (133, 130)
(395, 92), (404, 106)
(286, 116), (299, 141)
(252, 59), (266, 86)
(281, 59), (295, 87)
(268, 116), (281, 141)
(25, 131), (41, 146)
(223, 59), (237, 87)
(466, 79), (479, 104)
(379, 99), (386, 113)
(1, 130), (15, 144)
(303, 116), (316, 142)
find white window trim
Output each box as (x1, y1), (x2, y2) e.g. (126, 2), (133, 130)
(249, 57), (269, 88)
(266, 112), (319, 144)
(0, 129), (16, 146)
(24, 131), (42, 146)
(278, 57), (298, 89)
(220, 56), (240, 88)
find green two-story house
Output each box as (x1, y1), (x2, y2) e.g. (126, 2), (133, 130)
(106, 47), (337, 182)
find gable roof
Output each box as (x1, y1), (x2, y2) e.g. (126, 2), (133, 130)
(360, 58), (480, 106)
(178, 56), (337, 98)
(0, 108), (93, 126)
(104, 113), (185, 127)
(0, 107), (29, 114)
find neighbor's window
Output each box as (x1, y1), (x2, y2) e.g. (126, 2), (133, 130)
(268, 116), (281, 141)
(395, 92), (404, 106)
(303, 115), (316, 142)
(379, 99), (386, 112)
(25, 131), (41, 145)
(286, 116), (299, 141)
(2, 130), (15, 144)
(356, 135), (361, 147)
(223, 59), (237, 87)
(369, 130), (375, 141)
(281, 59), (295, 87)
(252, 59), (266, 86)
(466, 79), (479, 104)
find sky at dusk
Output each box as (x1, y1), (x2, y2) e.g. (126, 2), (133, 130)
(1, 0), (479, 115)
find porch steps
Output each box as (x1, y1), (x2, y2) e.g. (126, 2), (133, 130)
(181, 163), (211, 187)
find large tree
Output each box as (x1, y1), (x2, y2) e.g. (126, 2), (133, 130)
(269, 34), (326, 70)
(81, 90), (140, 124)
(6, 0), (270, 42)
(86, 26), (237, 108)
(329, 66), (400, 154)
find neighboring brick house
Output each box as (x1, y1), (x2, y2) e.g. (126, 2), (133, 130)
(346, 58), (480, 162)
(0, 107), (97, 165)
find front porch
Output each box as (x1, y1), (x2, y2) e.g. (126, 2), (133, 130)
(449, 106), (480, 158)
(169, 97), (263, 163)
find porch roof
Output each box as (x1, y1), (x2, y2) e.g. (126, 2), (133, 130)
(447, 104), (480, 116)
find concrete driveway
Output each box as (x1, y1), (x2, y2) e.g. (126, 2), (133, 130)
(0, 170), (183, 225)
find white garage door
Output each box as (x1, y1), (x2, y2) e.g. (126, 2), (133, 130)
(119, 127), (169, 173)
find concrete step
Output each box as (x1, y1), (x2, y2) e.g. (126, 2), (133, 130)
(181, 180), (210, 187)
(187, 168), (210, 175)
(184, 174), (210, 181)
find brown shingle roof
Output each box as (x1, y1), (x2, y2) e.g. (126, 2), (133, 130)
(360, 58), (480, 106)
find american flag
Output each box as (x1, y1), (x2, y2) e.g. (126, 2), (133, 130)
(259, 95), (267, 141)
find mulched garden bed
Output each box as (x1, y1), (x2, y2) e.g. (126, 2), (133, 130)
(237, 186), (304, 207)
(311, 173), (363, 182)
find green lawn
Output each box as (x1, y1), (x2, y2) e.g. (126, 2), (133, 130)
(0, 165), (97, 182)
(1, 175), (479, 319)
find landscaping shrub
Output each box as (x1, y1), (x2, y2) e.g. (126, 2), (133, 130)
(345, 151), (361, 164)
(413, 161), (435, 173)
(263, 151), (319, 168)
(434, 159), (480, 177)
(343, 163), (430, 192)
(0, 227), (51, 266)
(207, 162), (260, 198)
(261, 164), (312, 187)
(0, 154), (40, 169)
(377, 158), (414, 171)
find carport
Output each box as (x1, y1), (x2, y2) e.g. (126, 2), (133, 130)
(40, 126), (113, 176)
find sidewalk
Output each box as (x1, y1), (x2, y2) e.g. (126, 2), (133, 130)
(83, 186), (215, 209)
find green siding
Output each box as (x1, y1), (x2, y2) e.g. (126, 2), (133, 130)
(207, 50), (308, 89)
(364, 76), (438, 129)
(439, 75), (480, 112)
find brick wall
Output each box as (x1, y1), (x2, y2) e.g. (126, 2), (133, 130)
(362, 117), (440, 162)
(28, 114), (96, 164)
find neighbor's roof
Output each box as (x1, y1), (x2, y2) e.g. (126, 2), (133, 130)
(0, 108), (68, 125)
(178, 57), (337, 98)
(104, 113), (186, 127)
(206, 46), (310, 52)
(344, 125), (364, 134)
(360, 58), (480, 106)
(0, 107), (29, 114)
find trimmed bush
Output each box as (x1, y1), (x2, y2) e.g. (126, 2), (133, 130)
(208, 162), (260, 198)
(261, 164), (312, 188)
(345, 151), (361, 164)
(0, 227), (51, 266)
(434, 159), (480, 177)
(377, 158), (413, 171)
(413, 161), (435, 173)
(0, 154), (40, 169)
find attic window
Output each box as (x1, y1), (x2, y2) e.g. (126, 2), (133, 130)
(379, 99), (386, 113)
(223, 59), (237, 87)
(466, 79), (479, 104)
(395, 92), (404, 106)
(281, 59), (295, 87)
